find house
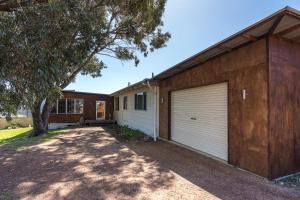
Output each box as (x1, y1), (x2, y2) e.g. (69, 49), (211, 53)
(111, 79), (159, 140)
(150, 6), (300, 179)
(48, 7), (300, 180)
(48, 90), (114, 129)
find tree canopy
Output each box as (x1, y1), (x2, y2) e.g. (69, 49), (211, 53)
(0, 0), (170, 135)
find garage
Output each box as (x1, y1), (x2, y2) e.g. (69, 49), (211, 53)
(171, 82), (228, 161)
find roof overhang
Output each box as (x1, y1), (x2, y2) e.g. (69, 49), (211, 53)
(153, 6), (300, 80)
(63, 90), (110, 96)
(111, 79), (159, 96)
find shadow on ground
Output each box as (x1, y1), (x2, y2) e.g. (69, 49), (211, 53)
(0, 126), (299, 200)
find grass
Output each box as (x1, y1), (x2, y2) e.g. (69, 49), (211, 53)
(0, 127), (65, 149)
(0, 127), (33, 140)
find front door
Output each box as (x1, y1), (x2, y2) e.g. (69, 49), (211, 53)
(96, 101), (105, 120)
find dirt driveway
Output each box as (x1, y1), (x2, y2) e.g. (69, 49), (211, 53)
(0, 126), (299, 200)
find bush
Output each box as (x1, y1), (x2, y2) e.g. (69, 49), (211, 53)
(10, 122), (17, 129)
(120, 125), (145, 140)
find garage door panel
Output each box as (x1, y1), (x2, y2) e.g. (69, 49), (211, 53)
(171, 82), (228, 161)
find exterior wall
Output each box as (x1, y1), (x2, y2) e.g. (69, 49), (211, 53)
(268, 36), (300, 178)
(48, 123), (79, 130)
(159, 38), (269, 177)
(114, 86), (159, 138)
(49, 92), (114, 123)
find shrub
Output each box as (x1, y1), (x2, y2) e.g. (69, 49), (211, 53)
(10, 122), (17, 129)
(120, 125), (145, 140)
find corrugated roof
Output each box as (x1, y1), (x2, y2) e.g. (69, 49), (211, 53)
(153, 6), (300, 80)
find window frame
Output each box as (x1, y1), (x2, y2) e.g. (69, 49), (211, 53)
(51, 98), (84, 114)
(57, 99), (67, 114)
(75, 99), (84, 114)
(134, 92), (147, 111)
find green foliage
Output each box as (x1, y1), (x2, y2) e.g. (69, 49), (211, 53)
(0, 0), (170, 114)
(0, 83), (21, 114)
(0, 191), (13, 200)
(120, 125), (145, 140)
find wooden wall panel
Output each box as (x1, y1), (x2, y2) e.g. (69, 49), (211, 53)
(49, 92), (114, 123)
(269, 36), (300, 178)
(159, 38), (269, 177)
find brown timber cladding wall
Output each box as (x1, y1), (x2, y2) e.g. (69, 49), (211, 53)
(269, 36), (300, 178)
(49, 92), (114, 123)
(159, 38), (269, 177)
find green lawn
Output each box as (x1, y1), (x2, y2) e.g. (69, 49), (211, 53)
(0, 127), (33, 140)
(0, 127), (65, 148)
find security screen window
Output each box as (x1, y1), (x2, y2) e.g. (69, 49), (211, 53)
(134, 92), (147, 110)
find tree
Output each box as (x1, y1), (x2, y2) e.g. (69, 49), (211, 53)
(0, 0), (47, 12)
(0, 0), (170, 136)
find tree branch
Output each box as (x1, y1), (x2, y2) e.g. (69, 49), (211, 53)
(59, 47), (99, 88)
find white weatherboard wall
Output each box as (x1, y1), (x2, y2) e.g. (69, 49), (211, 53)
(114, 86), (159, 138)
(171, 82), (228, 161)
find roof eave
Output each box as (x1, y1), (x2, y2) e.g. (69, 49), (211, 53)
(153, 6), (300, 81)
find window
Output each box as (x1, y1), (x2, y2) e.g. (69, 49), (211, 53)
(58, 99), (66, 114)
(135, 92), (147, 110)
(51, 99), (84, 114)
(75, 99), (84, 114)
(67, 99), (75, 114)
(115, 97), (119, 111)
(123, 96), (128, 110)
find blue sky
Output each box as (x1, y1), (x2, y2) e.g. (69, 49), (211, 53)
(66, 0), (300, 94)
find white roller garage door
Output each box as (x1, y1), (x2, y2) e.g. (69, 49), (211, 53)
(171, 82), (228, 161)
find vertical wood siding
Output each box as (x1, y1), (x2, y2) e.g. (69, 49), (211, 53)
(268, 36), (300, 178)
(49, 92), (114, 123)
(159, 38), (269, 177)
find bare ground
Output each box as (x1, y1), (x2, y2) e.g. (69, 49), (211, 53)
(0, 126), (299, 200)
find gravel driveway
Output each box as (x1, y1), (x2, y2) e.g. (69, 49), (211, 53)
(0, 126), (299, 200)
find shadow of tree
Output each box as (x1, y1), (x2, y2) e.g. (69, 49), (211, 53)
(0, 127), (175, 200)
(0, 129), (32, 143)
(0, 126), (299, 200)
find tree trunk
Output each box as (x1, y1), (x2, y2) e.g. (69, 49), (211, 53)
(31, 100), (50, 136)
